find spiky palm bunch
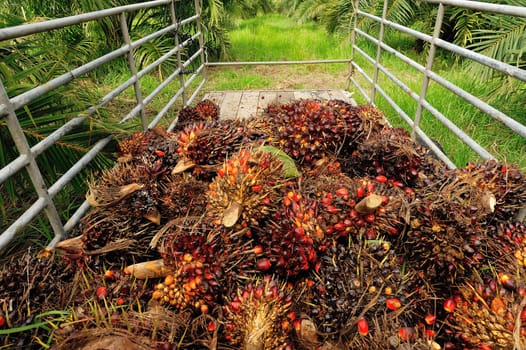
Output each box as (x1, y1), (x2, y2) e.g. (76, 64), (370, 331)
(344, 126), (443, 188)
(174, 99), (220, 131)
(222, 276), (293, 349)
(155, 217), (229, 312)
(117, 126), (179, 169)
(403, 164), (504, 285)
(447, 268), (526, 349)
(292, 239), (406, 346)
(453, 160), (526, 222)
(253, 190), (321, 277)
(158, 175), (209, 219)
(0, 252), (74, 348)
(174, 120), (265, 179)
(206, 148), (286, 228)
(86, 160), (163, 225)
(308, 173), (411, 241)
(262, 99), (362, 167)
(487, 221), (526, 268)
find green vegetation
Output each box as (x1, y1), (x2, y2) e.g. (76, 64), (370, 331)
(204, 14), (524, 169)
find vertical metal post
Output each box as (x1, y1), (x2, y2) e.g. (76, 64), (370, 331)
(0, 80), (64, 249)
(346, 0), (360, 91)
(170, 0), (187, 106)
(370, 0), (389, 104)
(119, 12), (147, 131)
(194, 0), (207, 85)
(412, 3), (445, 138)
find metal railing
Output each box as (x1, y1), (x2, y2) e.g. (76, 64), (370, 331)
(0, 0), (525, 252)
(0, 0), (207, 251)
(348, 0), (526, 169)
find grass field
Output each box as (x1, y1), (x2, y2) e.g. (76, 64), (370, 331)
(202, 14), (525, 169)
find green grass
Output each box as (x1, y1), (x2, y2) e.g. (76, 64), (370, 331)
(204, 14), (525, 169)
(227, 15), (350, 61)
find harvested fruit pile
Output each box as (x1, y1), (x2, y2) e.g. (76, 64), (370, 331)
(1, 98), (525, 349)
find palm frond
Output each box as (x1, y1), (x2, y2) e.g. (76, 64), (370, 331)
(467, 15), (526, 81)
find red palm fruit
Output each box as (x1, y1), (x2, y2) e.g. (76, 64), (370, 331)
(96, 286), (108, 300)
(398, 327), (415, 341)
(425, 314), (436, 325)
(443, 298), (456, 313)
(104, 270), (115, 280)
(357, 318), (369, 336)
(375, 175), (387, 183)
(336, 187), (348, 197)
(256, 258), (272, 271)
(386, 297), (402, 311)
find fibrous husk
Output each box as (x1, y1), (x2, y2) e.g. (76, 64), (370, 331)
(222, 276), (293, 349)
(206, 148), (287, 228)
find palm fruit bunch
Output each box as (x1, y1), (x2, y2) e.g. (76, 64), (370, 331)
(117, 125), (180, 172)
(158, 174), (209, 219)
(352, 104), (388, 136)
(261, 99), (362, 167)
(173, 120), (264, 179)
(206, 147), (287, 228)
(309, 172), (411, 241)
(85, 160), (164, 225)
(58, 207), (159, 266)
(174, 99), (219, 130)
(253, 189), (321, 277)
(55, 160), (167, 265)
(291, 238), (406, 347)
(452, 160), (526, 222)
(343, 127), (444, 188)
(402, 165), (502, 286)
(221, 276), (294, 349)
(53, 305), (190, 350)
(445, 268), (526, 349)
(0, 252), (74, 348)
(487, 221), (526, 268)
(155, 217), (229, 313)
(344, 314), (441, 350)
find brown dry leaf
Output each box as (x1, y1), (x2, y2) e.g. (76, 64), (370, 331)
(222, 201), (242, 227)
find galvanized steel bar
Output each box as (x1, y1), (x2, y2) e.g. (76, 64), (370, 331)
(413, 3), (444, 138)
(171, 1), (187, 106)
(48, 136), (113, 198)
(357, 10), (526, 83)
(352, 41), (494, 161)
(426, 0), (526, 17)
(0, 155), (28, 186)
(0, 0), (172, 41)
(187, 78), (207, 105)
(159, 88), (186, 131)
(355, 27), (526, 138)
(347, 0), (361, 91)
(348, 62), (372, 103)
(120, 48), (202, 124)
(131, 24), (176, 50)
(194, 0), (207, 86)
(370, 0), (389, 103)
(2, 46), (129, 116)
(63, 200), (91, 234)
(120, 13), (147, 130)
(165, 65), (205, 131)
(0, 23), (195, 117)
(121, 66), (183, 124)
(105, 33), (198, 124)
(0, 81), (64, 251)
(0, 198), (47, 249)
(206, 59), (351, 66)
